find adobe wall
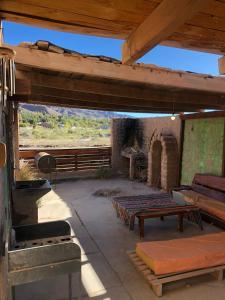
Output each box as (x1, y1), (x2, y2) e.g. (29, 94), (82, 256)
(111, 116), (182, 186)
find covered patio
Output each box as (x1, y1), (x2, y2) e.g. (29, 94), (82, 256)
(2, 1), (225, 299)
(14, 178), (224, 300)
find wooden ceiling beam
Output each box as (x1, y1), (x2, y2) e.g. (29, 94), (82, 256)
(2, 1), (225, 57)
(11, 94), (194, 114)
(22, 70), (224, 108)
(122, 0), (209, 64)
(15, 72), (220, 111)
(30, 85), (205, 111)
(11, 46), (225, 95)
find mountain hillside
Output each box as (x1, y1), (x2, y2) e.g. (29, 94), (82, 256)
(20, 103), (129, 118)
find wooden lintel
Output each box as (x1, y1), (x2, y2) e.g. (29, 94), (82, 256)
(122, 0), (208, 64)
(11, 45), (225, 96)
(30, 85), (216, 111)
(16, 70), (224, 108)
(10, 94), (191, 114)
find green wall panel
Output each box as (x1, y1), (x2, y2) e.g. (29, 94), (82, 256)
(181, 118), (225, 185)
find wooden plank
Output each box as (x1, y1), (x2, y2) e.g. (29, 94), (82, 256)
(128, 250), (225, 297)
(30, 86), (210, 111)
(3, 0), (225, 56)
(156, 264), (225, 284)
(25, 70), (225, 107)
(193, 174), (225, 193)
(122, 0), (209, 64)
(19, 147), (112, 173)
(191, 183), (225, 202)
(56, 165), (110, 172)
(0, 0), (159, 39)
(201, 211), (225, 230)
(19, 147), (111, 158)
(11, 46), (225, 95)
(0, 1), (130, 38)
(30, 84), (220, 110)
(56, 162), (110, 168)
(56, 157), (110, 164)
(0, 0), (158, 25)
(19, 95), (190, 113)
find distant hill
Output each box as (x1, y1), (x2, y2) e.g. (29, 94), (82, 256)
(20, 103), (130, 119)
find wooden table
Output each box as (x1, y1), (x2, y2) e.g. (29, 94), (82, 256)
(136, 205), (203, 238)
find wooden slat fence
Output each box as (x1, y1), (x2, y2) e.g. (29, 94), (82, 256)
(19, 147), (111, 173)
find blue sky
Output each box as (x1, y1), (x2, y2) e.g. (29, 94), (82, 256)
(3, 21), (221, 117)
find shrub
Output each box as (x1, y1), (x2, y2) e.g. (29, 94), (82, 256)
(17, 160), (39, 181)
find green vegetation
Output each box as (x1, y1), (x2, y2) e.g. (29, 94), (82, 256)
(19, 110), (111, 148)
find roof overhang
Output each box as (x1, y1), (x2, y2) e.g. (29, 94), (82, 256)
(10, 44), (225, 113)
(1, 0), (224, 63)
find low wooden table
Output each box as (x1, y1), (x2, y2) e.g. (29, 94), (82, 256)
(137, 205), (203, 238)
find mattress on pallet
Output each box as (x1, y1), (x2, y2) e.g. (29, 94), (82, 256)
(176, 190), (225, 221)
(136, 232), (225, 275)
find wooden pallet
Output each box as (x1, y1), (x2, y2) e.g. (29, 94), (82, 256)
(127, 251), (225, 297)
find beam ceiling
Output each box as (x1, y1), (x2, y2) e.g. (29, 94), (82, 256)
(122, 0), (209, 64)
(1, 0), (224, 63)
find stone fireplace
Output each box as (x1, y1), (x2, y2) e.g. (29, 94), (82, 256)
(148, 133), (178, 191)
(121, 146), (147, 180)
(112, 118), (148, 181)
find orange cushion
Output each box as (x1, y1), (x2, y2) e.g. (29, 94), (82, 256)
(178, 190), (225, 221)
(136, 232), (225, 275)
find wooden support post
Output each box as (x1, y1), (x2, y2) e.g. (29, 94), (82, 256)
(13, 102), (20, 180)
(0, 20), (3, 46)
(0, 19), (9, 300)
(218, 56), (225, 75)
(129, 155), (135, 180)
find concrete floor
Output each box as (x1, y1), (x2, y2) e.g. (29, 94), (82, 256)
(15, 178), (225, 300)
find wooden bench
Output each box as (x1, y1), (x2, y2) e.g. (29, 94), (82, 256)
(174, 174), (225, 229)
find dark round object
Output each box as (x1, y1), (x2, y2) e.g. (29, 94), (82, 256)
(35, 152), (56, 174)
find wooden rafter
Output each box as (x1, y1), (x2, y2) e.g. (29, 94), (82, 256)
(122, 0), (209, 64)
(2, 1), (225, 57)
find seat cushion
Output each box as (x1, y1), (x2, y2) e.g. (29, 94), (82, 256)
(136, 232), (225, 275)
(178, 190), (225, 221)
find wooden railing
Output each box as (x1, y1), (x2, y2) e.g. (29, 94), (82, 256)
(19, 146), (111, 173)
